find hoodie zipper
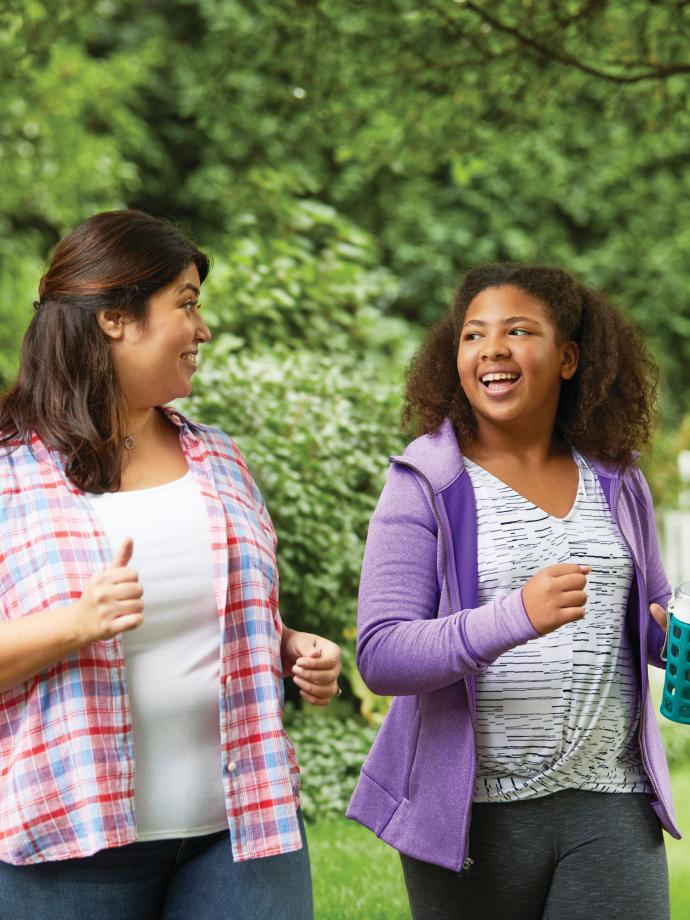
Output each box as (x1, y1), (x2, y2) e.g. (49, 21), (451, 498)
(391, 458), (475, 871)
(391, 459), (453, 617)
(611, 476), (673, 830)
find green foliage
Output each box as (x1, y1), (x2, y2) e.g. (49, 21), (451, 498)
(0, 0), (159, 389)
(186, 346), (405, 639)
(0, 2), (154, 237)
(4, 0), (690, 414)
(2, 1), (690, 719)
(283, 707), (377, 822)
(659, 715), (690, 769)
(184, 183), (414, 644)
(0, 241), (41, 387)
(70, 0), (688, 422)
(201, 190), (404, 361)
(645, 415), (690, 508)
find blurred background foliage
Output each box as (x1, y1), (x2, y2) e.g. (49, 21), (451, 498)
(2, 0), (690, 708)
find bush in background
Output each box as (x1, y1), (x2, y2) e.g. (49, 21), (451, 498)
(186, 346), (405, 641)
(284, 706), (377, 821)
(184, 191), (414, 644)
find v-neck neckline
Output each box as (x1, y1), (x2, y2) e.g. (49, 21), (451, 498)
(463, 451), (585, 522)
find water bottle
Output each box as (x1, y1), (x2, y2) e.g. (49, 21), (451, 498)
(660, 582), (690, 725)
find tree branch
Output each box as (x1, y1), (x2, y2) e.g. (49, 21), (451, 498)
(460, 1), (690, 84)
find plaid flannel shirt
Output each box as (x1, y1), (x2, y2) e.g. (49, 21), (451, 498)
(0, 408), (301, 865)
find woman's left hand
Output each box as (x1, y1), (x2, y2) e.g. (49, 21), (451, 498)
(281, 629), (342, 706)
(650, 603), (667, 631)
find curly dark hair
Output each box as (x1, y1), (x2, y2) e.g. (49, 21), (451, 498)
(403, 262), (658, 466)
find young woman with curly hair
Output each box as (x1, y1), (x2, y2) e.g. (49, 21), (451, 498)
(348, 263), (677, 920)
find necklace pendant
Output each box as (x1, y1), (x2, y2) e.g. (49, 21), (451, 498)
(124, 435), (135, 451)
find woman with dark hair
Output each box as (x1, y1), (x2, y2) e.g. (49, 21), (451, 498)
(0, 209), (340, 920)
(348, 263), (677, 919)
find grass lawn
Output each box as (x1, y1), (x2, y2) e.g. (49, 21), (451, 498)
(309, 817), (410, 920)
(309, 767), (690, 920)
(667, 768), (690, 918)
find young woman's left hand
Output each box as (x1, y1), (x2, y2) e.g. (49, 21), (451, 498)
(650, 603), (667, 631)
(281, 629), (342, 706)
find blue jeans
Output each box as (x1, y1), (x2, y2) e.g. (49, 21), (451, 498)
(0, 813), (313, 920)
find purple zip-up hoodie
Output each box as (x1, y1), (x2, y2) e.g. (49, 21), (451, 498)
(346, 419), (681, 871)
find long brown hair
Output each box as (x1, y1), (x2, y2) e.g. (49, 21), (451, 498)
(0, 209), (209, 492)
(403, 263), (658, 467)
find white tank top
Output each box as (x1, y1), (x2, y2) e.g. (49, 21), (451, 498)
(87, 471), (227, 839)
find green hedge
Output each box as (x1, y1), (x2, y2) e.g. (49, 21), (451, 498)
(284, 707), (377, 821)
(186, 347), (405, 641)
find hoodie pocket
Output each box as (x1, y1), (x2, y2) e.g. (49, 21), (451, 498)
(403, 699), (422, 800)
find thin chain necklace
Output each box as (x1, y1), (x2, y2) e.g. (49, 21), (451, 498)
(125, 409), (159, 451)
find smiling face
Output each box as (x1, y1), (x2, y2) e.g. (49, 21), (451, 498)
(101, 262), (211, 410)
(456, 285), (579, 437)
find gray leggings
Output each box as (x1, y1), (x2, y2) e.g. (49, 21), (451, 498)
(400, 790), (669, 920)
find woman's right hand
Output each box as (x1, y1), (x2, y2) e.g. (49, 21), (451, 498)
(73, 538), (144, 645)
(522, 563), (591, 636)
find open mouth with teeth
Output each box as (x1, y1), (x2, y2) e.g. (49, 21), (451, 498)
(480, 372), (521, 392)
(180, 352), (198, 369)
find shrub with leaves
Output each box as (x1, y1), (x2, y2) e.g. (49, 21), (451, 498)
(200, 188), (406, 365)
(186, 346), (405, 642)
(283, 706), (377, 821)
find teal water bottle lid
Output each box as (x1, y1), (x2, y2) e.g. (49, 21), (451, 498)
(672, 582), (690, 624)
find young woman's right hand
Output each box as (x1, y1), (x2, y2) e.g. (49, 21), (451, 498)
(73, 538), (144, 645)
(522, 563), (591, 636)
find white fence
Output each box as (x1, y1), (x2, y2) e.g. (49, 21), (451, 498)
(660, 510), (690, 589)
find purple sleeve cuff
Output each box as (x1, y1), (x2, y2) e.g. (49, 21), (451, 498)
(647, 589), (672, 670)
(460, 586), (539, 667)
